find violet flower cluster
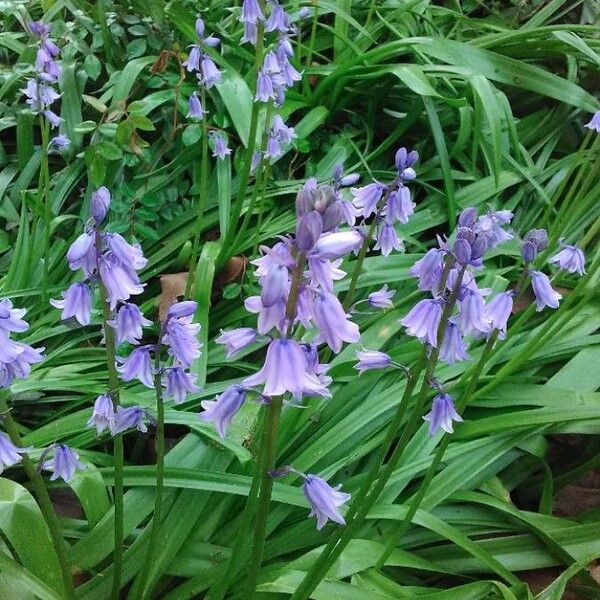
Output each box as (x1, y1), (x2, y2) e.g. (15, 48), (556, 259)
(0, 300), (83, 482)
(184, 18), (231, 158)
(200, 150), (420, 529)
(21, 20), (67, 148)
(242, 0), (301, 164)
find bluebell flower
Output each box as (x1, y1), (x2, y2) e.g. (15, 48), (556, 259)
(243, 338), (329, 399)
(312, 292), (360, 353)
(255, 70), (275, 102)
(264, 132), (283, 160)
(108, 303), (152, 346)
(29, 20), (51, 38)
(200, 56), (222, 88)
(485, 291), (513, 339)
(87, 393), (115, 435)
(351, 183), (386, 218)
(216, 328), (258, 358)
(50, 281), (92, 326)
(474, 209), (513, 248)
(303, 474), (351, 530)
(49, 134), (70, 150)
(104, 233), (147, 271)
(531, 271), (561, 311)
(90, 186), (111, 223)
(271, 114), (296, 144)
(111, 406), (149, 435)
(43, 445), (85, 482)
(163, 367), (199, 404)
(310, 230), (364, 259)
(0, 299), (30, 334)
(549, 244), (585, 275)
(368, 285), (395, 309)
(400, 298), (442, 346)
(374, 222), (403, 256)
(241, 0), (265, 23)
(423, 393), (463, 435)
(409, 249), (444, 293)
(117, 345), (154, 388)
(167, 301), (197, 320)
(183, 45), (201, 72)
(0, 342), (44, 387)
(266, 1), (289, 32)
(187, 92), (205, 119)
(307, 257), (345, 292)
(439, 322), (470, 364)
(458, 289), (491, 337)
(244, 295), (286, 334)
(585, 111), (600, 132)
(386, 186), (414, 224)
(199, 385), (247, 438)
(209, 131), (231, 159)
(99, 253), (145, 309)
(354, 349), (391, 374)
(163, 315), (201, 368)
(241, 22), (258, 45)
(394, 147), (419, 180)
(66, 231), (96, 274)
(0, 433), (27, 473)
(0, 333), (24, 364)
(458, 207), (478, 228)
(296, 211), (324, 252)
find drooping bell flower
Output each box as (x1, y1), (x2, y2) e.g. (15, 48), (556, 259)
(400, 298), (442, 347)
(43, 444), (85, 482)
(302, 474), (351, 530)
(423, 393), (463, 435)
(50, 282), (92, 326)
(531, 271), (561, 311)
(199, 385), (247, 438)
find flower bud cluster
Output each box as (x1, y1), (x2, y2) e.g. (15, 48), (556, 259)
(21, 20), (67, 146)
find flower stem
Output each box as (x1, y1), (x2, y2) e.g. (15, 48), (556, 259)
(289, 261), (464, 600)
(94, 231), (125, 600)
(186, 87), (210, 298)
(374, 330), (499, 568)
(205, 413), (266, 600)
(39, 116), (51, 301)
(137, 332), (166, 599)
(243, 395), (283, 598)
(0, 394), (75, 599)
(216, 21), (265, 269)
(244, 254), (306, 597)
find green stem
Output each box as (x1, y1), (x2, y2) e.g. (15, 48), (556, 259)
(39, 116), (51, 301)
(580, 215), (600, 250)
(137, 333), (166, 599)
(0, 394), (75, 599)
(243, 395), (283, 598)
(244, 254), (306, 597)
(216, 21), (265, 269)
(95, 231), (125, 600)
(365, 0), (377, 29)
(186, 87), (210, 298)
(290, 261), (463, 600)
(374, 331), (499, 568)
(205, 413), (267, 600)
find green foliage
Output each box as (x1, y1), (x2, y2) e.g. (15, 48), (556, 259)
(0, 0), (600, 598)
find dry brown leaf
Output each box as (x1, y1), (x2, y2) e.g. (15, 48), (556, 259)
(158, 272), (188, 321)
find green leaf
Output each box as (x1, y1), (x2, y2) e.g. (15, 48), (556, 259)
(182, 124), (202, 147)
(83, 54), (102, 80)
(0, 479), (64, 596)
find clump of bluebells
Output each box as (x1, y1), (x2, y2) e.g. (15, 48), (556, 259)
(52, 187), (201, 440)
(0, 299), (84, 482)
(21, 20), (67, 147)
(200, 151), (420, 527)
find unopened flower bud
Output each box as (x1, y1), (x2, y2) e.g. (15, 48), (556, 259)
(458, 207), (478, 228)
(296, 177), (317, 216)
(524, 228), (548, 252)
(456, 226), (476, 245)
(296, 211), (323, 252)
(454, 238), (472, 265)
(91, 186), (111, 223)
(321, 200), (344, 232)
(521, 240), (537, 263)
(339, 173), (360, 187)
(313, 184), (335, 213)
(470, 236), (487, 261)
